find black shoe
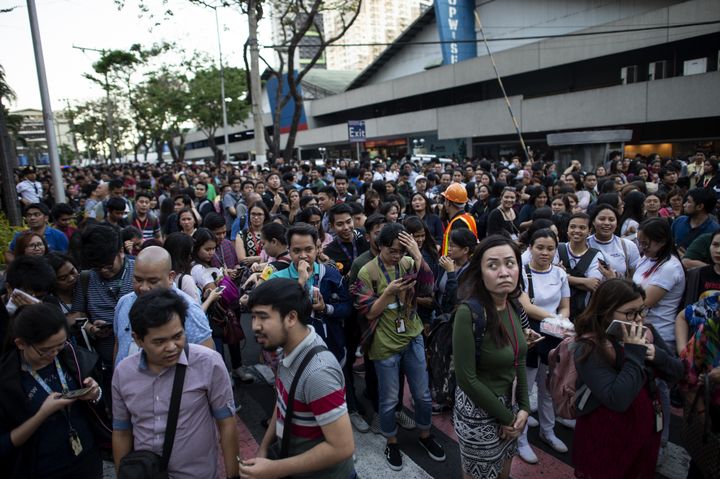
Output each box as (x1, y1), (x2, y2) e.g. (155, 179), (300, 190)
(384, 443), (403, 471)
(419, 435), (446, 462)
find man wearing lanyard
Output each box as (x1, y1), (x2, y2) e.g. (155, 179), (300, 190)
(324, 204), (370, 433)
(16, 166), (43, 206)
(353, 223), (445, 471)
(129, 191), (161, 242)
(268, 223), (351, 367)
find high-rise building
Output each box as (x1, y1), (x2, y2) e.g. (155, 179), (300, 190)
(267, 5), (326, 69)
(323, 0), (431, 72)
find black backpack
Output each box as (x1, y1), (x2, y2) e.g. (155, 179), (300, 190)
(557, 244), (600, 319)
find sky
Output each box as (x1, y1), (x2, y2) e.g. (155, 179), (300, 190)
(0, 0), (272, 111)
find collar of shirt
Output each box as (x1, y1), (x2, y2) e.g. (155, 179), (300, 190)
(286, 261), (321, 287)
(281, 326), (317, 368)
(138, 341), (189, 373)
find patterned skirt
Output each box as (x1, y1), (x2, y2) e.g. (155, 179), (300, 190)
(453, 387), (518, 479)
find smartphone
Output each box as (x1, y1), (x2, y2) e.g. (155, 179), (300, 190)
(401, 272), (418, 283)
(598, 259), (609, 268)
(61, 387), (93, 399)
(606, 320), (648, 338)
(214, 285), (226, 295)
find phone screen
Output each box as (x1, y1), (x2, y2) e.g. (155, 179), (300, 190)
(402, 272), (418, 283)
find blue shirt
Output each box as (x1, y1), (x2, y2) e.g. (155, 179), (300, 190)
(671, 215), (720, 249)
(9, 226), (69, 253)
(113, 286), (213, 366)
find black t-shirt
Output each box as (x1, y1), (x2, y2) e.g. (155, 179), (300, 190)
(697, 265), (720, 295)
(324, 232), (370, 276)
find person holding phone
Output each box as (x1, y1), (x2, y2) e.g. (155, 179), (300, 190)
(0, 303), (107, 479)
(572, 279), (683, 479)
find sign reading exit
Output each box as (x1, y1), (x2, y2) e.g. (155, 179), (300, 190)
(348, 120), (366, 143)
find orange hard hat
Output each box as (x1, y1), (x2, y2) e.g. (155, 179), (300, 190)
(441, 182), (468, 203)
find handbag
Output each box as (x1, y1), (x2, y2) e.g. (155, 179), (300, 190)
(117, 360), (187, 479)
(266, 344), (328, 477)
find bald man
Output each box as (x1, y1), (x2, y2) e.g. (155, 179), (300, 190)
(112, 246), (214, 366)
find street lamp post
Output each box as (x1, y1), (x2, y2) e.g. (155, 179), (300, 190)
(214, 7), (230, 165)
(26, 0), (65, 203)
(319, 147), (326, 164)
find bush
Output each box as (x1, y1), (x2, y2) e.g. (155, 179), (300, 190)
(0, 212), (25, 265)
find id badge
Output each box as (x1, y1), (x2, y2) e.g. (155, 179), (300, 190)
(69, 429), (83, 456)
(396, 318), (406, 334)
(653, 399), (663, 433)
(510, 233), (519, 241)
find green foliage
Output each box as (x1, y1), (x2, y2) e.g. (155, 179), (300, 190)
(0, 212), (24, 265)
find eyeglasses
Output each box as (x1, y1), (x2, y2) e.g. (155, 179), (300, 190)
(28, 242), (44, 250)
(615, 307), (649, 321)
(31, 340), (68, 358)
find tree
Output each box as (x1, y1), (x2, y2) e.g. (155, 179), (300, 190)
(187, 66), (249, 163)
(0, 65), (21, 225)
(254, 0), (362, 162)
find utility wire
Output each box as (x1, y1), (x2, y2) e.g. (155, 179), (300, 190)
(264, 19), (720, 49)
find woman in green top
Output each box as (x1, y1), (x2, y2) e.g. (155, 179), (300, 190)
(453, 235), (531, 479)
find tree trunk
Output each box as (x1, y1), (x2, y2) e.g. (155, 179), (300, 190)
(0, 102), (21, 225)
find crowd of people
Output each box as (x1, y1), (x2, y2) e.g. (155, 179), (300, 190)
(1, 148), (719, 478)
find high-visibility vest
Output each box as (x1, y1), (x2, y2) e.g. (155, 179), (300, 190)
(441, 212), (478, 256)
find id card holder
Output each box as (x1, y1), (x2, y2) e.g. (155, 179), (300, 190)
(653, 399), (663, 433)
(395, 318), (406, 334)
(69, 429), (83, 456)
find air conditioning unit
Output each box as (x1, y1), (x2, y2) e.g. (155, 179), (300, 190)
(683, 58), (707, 76)
(648, 60), (668, 80)
(621, 65), (638, 85)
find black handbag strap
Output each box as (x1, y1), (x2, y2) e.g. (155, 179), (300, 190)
(161, 361), (187, 470)
(524, 264), (534, 303)
(281, 344), (328, 458)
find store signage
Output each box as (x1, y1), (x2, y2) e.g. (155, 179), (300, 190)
(434, 0), (477, 65)
(348, 120), (366, 143)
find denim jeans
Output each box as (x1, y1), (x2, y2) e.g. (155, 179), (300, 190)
(373, 334), (432, 438)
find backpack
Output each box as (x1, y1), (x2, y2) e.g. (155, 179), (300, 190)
(547, 336), (622, 419)
(557, 244), (600, 319)
(426, 298), (485, 407)
(546, 337), (590, 419)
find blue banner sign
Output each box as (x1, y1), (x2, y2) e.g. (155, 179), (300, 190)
(434, 0), (477, 65)
(348, 121), (366, 143)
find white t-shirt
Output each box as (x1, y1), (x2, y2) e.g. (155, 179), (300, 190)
(587, 235), (640, 277)
(191, 263), (221, 291)
(16, 179), (42, 203)
(176, 273), (202, 304)
(632, 255), (685, 346)
(621, 219), (640, 243)
(521, 261), (570, 316)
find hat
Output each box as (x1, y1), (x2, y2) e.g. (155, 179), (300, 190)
(415, 175), (427, 181)
(22, 166), (36, 176)
(441, 182), (468, 204)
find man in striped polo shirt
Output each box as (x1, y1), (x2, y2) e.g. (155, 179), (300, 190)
(240, 279), (355, 479)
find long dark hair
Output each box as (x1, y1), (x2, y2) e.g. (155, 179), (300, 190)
(164, 232), (194, 275)
(459, 235), (523, 347)
(407, 192), (433, 217)
(617, 190), (645, 235)
(575, 279), (646, 365)
(191, 228), (216, 265)
(402, 216), (439, 263)
(637, 217), (680, 268)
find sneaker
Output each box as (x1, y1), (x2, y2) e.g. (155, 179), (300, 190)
(232, 367), (255, 382)
(418, 435), (446, 462)
(395, 410), (416, 430)
(384, 443), (403, 471)
(517, 443), (538, 464)
(355, 346), (363, 358)
(431, 403), (450, 415)
(349, 412), (370, 433)
(370, 413), (381, 434)
(556, 417), (576, 429)
(526, 415), (539, 428)
(539, 432), (568, 453)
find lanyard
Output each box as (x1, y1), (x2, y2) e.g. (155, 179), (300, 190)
(337, 237), (358, 264)
(134, 215), (149, 232)
(503, 302), (520, 368)
(378, 259), (401, 307)
(22, 356), (70, 395)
